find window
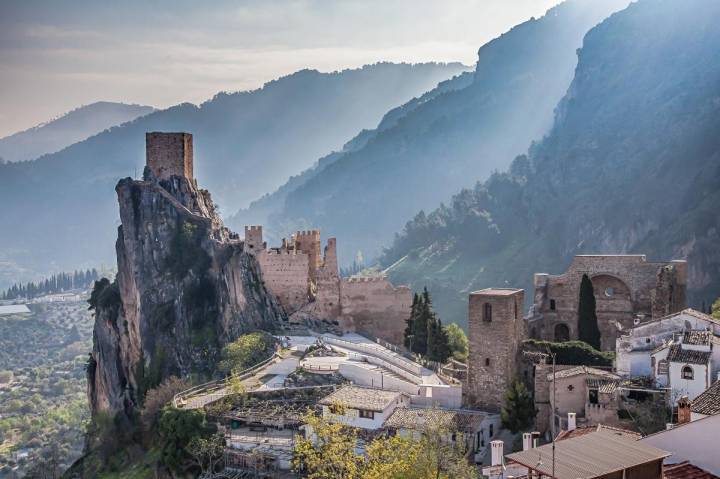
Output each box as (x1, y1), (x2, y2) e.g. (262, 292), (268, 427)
(682, 366), (694, 380)
(657, 360), (669, 375)
(589, 389), (599, 405)
(550, 299), (556, 310)
(359, 409), (375, 419)
(329, 404), (344, 415)
(485, 358), (491, 367)
(605, 287), (614, 297)
(483, 303), (492, 322)
(567, 384), (575, 392)
(489, 424), (494, 437)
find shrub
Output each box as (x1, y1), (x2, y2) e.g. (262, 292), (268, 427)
(523, 339), (614, 367)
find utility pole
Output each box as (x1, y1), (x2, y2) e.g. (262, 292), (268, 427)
(550, 351), (556, 479)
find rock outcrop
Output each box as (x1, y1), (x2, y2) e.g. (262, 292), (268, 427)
(87, 173), (285, 418)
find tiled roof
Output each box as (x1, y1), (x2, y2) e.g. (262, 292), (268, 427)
(586, 378), (619, 393)
(680, 308), (720, 325)
(548, 366), (619, 381)
(667, 344), (711, 365)
(691, 380), (720, 416)
(383, 407), (485, 433)
(683, 330), (713, 345)
(507, 430), (670, 479)
(556, 424), (641, 441)
(319, 385), (404, 412)
(664, 461), (720, 479)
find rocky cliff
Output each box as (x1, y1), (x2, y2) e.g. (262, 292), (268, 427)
(87, 173), (285, 418)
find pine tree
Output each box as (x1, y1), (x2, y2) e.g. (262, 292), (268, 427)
(501, 380), (535, 433)
(578, 274), (601, 350)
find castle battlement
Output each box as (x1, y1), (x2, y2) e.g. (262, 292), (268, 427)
(266, 249), (307, 256)
(346, 275), (387, 283)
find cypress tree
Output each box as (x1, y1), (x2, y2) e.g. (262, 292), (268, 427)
(404, 293), (419, 350)
(578, 274), (601, 350)
(411, 289), (429, 355)
(501, 380), (535, 433)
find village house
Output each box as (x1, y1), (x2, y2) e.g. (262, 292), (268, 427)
(616, 308), (720, 379)
(651, 330), (714, 402)
(318, 385), (410, 430)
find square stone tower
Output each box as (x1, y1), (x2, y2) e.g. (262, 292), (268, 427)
(146, 132), (193, 180)
(294, 230), (322, 282)
(467, 288), (527, 411)
(244, 225), (264, 254)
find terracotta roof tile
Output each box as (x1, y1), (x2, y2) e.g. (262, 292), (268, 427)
(664, 461), (720, 479)
(383, 407), (485, 432)
(691, 380), (720, 416)
(319, 385), (404, 412)
(683, 330), (713, 346)
(667, 344), (711, 365)
(556, 424), (641, 441)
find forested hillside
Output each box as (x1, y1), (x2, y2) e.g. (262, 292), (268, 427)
(0, 102), (154, 163)
(0, 63), (465, 289)
(383, 0), (720, 328)
(244, 0), (629, 263)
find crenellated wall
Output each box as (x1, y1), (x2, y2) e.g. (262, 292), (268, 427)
(340, 276), (411, 347)
(244, 225), (411, 345)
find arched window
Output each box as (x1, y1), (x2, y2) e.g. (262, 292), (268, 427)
(550, 299), (556, 310)
(554, 323), (570, 342)
(483, 303), (492, 322)
(485, 358), (491, 367)
(682, 365), (694, 380)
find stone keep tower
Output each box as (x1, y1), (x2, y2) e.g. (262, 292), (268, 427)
(467, 288), (527, 411)
(294, 230), (322, 282)
(146, 132), (194, 180)
(244, 225), (264, 254)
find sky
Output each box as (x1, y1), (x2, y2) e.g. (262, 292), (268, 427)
(0, 0), (561, 138)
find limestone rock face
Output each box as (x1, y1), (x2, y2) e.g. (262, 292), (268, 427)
(87, 175), (285, 418)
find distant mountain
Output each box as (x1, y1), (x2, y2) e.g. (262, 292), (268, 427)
(0, 62), (467, 288)
(0, 102), (155, 163)
(382, 0), (720, 328)
(236, 0), (629, 264)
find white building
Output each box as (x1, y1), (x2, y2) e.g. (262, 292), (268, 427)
(382, 406), (500, 463)
(651, 331), (713, 402)
(616, 309), (720, 378)
(641, 413), (720, 475)
(319, 385), (410, 430)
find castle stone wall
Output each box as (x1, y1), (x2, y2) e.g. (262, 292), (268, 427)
(529, 255), (687, 351)
(256, 250), (309, 314)
(339, 276), (411, 345)
(146, 132), (193, 180)
(466, 288), (527, 411)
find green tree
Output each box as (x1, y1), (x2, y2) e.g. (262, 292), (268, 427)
(404, 293), (420, 350)
(158, 406), (215, 473)
(218, 332), (274, 374)
(501, 380), (535, 434)
(578, 274), (601, 350)
(445, 323), (469, 362)
(711, 297), (720, 320)
(410, 290), (429, 356)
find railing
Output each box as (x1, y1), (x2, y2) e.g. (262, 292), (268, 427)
(320, 335), (423, 377)
(173, 353), (280, 408)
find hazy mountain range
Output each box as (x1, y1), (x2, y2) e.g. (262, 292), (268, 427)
(0, 63), (467, 289)
(382, 0), (720, 328)
(0, 102), (155, 163)
(229, 0), (631, 263)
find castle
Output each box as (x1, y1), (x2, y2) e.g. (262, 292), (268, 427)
(143, 131), (411, 346)
(244, 225), (411, 345)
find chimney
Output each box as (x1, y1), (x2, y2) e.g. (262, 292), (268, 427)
(522, 433), (533, 451)
(677, 396), (692, 424)
(666, 423), (674, 430)
(567, 412), (576, 431)
(490, 440), (504, 466)
(532, 431), (541, 448)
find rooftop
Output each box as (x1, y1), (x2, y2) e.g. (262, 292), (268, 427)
(0, 304), (31, 315)
(548, 366), (619, 382)
(470, 288), (522, 296)
(586, 378), (620, 394)
(667, 344), (712, 365)
(383, 407), (486, 433)
(319, 385), (404, 412)
(691, 380), (720, 416)
(664, 461), (720, 479)
(556, 424), (641, 442)
(683, 330), (713, 346)
(507, 429), (670, 479)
